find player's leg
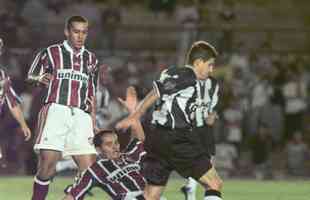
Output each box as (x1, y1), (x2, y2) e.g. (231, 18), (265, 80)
(198, 166), (223, 200)
(31, 103), (69, 200)
(56, 158), (77, 173)
(181, 177), (198, 200)
(142, 155), (172, 200)
(144, 185), (166, 200)
(32, 150), (62, 200)
(63, 109), (96, 194)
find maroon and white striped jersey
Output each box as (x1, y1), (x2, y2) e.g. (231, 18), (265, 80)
(27, 40), (98, 111)
(0, 69), (20, 114)
(70, 138), (147, 200)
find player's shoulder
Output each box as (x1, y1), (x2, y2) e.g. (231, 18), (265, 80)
(35, 43), (61, 56)
(164, 65), (195, 77)
(84, 49), (98, 59)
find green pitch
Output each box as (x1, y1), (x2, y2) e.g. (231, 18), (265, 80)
(0, 176), (309, 200)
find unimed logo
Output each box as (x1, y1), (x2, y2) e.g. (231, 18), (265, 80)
(57, 69), (89, 83)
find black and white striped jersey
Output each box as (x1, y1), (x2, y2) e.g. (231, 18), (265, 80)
(151, 65), (219, 129)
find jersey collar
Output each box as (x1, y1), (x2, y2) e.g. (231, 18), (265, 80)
(63, 40), (85, 56)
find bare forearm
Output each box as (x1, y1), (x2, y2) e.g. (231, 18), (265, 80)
(130, 119), (145, 141)
(132, 89), (159, 119)
(9, 105), (27, 128)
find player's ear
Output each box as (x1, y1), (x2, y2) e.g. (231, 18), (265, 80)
(95, 147), (101, 154)
(64, 28), (69, 38)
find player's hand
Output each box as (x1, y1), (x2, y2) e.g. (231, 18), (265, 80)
(205, 112), (218, 126)
(21, 124), (31, 141)
(93, 126), (100, 134)
(118, 86), (138, 114)
(115, 115), (136, 131)
(38, 73), (53, 86)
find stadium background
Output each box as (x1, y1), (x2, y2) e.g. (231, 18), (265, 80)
(0, 0), (310, 199)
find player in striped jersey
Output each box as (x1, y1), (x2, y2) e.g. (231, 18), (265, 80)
(63, 87), (147, 200)
(117, 41), (223, 200)
(27, 16), (98, 200)
(0, 38), (31, 149)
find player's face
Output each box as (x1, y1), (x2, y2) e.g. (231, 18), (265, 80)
(65, 22), (88, 51)
(99, 134), (121, 160)
(195, 58), (215, 80)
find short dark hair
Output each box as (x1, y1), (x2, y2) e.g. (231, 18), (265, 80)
(186, 41), (218, 65)
(65, 15), (88, 30)
(93, 129), (116, 148)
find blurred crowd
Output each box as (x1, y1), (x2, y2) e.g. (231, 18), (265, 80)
(0, 0), (310, 179)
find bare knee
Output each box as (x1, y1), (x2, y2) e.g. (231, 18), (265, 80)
(36, 151), (60, 179)
(144, 185), (164, 200)
(207, 177), (223, 191)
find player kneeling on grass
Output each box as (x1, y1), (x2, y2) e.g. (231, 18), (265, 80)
(63, 87), (148, 200)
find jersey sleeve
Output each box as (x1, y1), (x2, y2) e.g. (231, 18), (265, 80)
(153, 66), (196, 97)
(27, 49), (50, 83)
(86, 54), (99, 112)
(207, 77), (220, 113)
(125, 138), (146, 162)
(70, 169), (99, 200)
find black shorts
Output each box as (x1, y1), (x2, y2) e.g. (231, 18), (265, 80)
(142, 125), (212, 186)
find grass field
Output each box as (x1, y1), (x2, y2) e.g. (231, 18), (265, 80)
(0, 176), (309, 200)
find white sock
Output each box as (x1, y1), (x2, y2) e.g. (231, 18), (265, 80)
(182, 177), (197, 200)
(187, 177), (198, 193)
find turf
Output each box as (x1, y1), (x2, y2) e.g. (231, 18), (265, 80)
(0, 176), (309, 200)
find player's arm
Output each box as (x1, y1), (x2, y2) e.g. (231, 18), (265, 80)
(118, 86), (146, 141)
(27, 49), (52, 86)
(205, 78), (220, 126)
(116, 88), (159, 130)
(63, 169), (97, 200)
(5, 77), (31, 141)
(8, 104), (31, 141)
(86, 59), (99, 133)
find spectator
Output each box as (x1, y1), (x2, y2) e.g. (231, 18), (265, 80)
(215, 140), (238, 178)
(285, 131), (309, 176)
(100, 0), (122, 55)
(175, 0), (199, 66)
(249, 123), (273, 179)
(282, 65), (307, 141)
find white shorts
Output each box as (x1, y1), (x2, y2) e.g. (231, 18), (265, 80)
(34, 103), (96, 157)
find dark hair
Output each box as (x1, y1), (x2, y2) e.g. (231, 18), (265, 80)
(65, 15), (88, 30)
(186, 41), (218, 65)
(93, 129), (116, 147)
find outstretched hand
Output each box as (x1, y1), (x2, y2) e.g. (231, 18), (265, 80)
(118, 86), (138, 114)
(116, 86), (139, 131)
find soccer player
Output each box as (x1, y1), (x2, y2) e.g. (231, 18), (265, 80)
(27, 16), (98, 200)
(63, 86), (145, 200)
(117, 41), (223, 200)
(0, 38), (31, 144)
